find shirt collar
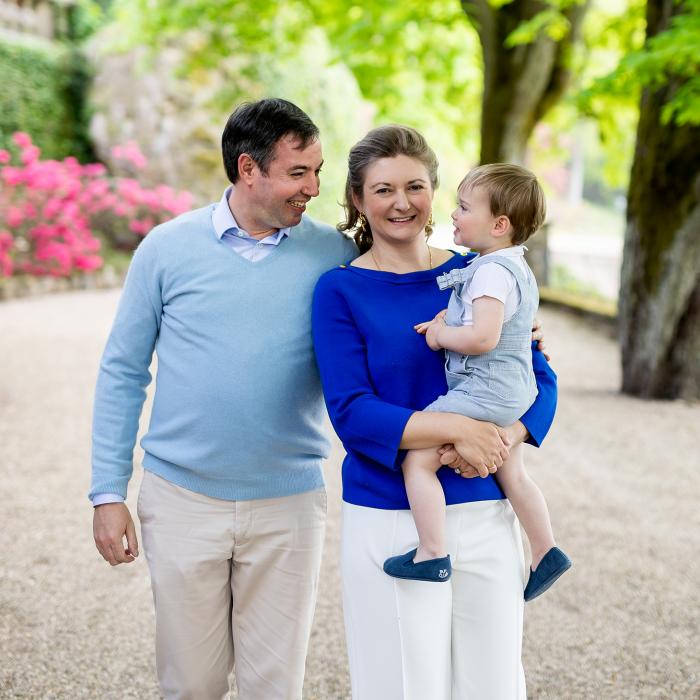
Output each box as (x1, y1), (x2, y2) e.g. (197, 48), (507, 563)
(480, 245), (526, 259)
(212, 187), (291, 241)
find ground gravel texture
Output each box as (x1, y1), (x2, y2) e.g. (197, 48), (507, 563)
(1, 289), (698, 699)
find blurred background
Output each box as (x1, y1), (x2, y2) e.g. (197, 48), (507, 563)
(1, 0), (698, 398)
(1, 1), (698, 697)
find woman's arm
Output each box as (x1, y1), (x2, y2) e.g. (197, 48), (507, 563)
(521, 344), (557, 446)
(312, 272), (509, 474)
(400, 411), (509, 477)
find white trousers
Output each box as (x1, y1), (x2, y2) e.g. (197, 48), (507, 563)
(341, 499), (526, 700)
(138, 471), (326, 700)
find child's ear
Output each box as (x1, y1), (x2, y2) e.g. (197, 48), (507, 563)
(492, 215), (512, 239)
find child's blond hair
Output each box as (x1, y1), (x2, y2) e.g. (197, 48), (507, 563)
(459, 163), (546, 246)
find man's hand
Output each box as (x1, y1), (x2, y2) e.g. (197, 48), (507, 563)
(93, 502), (139, 566)
(449, 418), (510, 478)
(532, 317), (550, 361)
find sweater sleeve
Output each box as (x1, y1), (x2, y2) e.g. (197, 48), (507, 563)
(89, 236), (163, 500)
(521, 343), (557, 447)
(312, 273), (414, 471)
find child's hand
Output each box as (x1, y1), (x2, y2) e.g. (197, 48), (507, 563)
(414, 309), (447, 335)
(425, 322), (443, 351)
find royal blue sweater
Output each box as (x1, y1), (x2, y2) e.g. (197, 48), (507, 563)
(312, 252), (557, 510)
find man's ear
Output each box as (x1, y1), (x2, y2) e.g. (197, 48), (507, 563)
(492, 215), (512, 239)
(238, 154), (257, 185)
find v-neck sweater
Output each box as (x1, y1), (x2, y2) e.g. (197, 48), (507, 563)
(90, 205), (357, 501)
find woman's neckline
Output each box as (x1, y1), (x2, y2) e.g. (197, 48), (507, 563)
(344, 251), (472, 283)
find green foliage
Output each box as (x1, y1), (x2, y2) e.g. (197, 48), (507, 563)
(505, 7), (573, 47)
(0, 37), (93, 161)
(105, 0), (485, 220)
(580, 0), (700, 126)
(70, 0), (115, 41)
(111, 0), (482, 152)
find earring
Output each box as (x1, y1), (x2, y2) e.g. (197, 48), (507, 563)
(359, 213), (368, 233)
(425, 211), (434, 236)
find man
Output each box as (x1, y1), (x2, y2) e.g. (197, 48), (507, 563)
(90, 98), (357, 699)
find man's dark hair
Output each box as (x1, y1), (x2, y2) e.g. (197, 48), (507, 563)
(221, 98), (320, 183)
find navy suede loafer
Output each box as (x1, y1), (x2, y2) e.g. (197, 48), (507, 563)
(383, 548), (452, 582)
(524, 546), (572, 601)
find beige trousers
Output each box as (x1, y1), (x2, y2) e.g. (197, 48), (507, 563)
(137, 470), (327, 700)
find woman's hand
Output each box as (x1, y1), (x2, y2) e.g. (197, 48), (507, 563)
(449, 418), (510, 478)
(438, 445), (482, 478)
(440, 420), (527, 477)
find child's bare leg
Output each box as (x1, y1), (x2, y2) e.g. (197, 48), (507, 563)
(402, 447), (446, 562)
(494, 444), (555, 569)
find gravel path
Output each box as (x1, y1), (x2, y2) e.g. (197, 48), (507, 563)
(1, 289), (698, 699)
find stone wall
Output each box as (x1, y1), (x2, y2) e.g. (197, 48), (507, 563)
(86, 27), (373, 221)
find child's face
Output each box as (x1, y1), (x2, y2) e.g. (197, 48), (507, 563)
(451, 185), (501, 252)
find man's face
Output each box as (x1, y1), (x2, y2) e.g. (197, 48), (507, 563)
(248, 135), (323, 230)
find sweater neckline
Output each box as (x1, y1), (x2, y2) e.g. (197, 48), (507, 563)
(343, 251), (470, 284)
(209, 206), (301, 269)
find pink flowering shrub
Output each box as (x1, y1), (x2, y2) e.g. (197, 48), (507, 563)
(0, 133), (193, 278)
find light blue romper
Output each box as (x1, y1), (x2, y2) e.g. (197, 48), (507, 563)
(424, 254), (539, 427)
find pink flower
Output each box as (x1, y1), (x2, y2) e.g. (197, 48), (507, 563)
(0, 231), (14, 252)
(6, 207), (24, 228)
(113, 141), (147, 170)
(43, 198), (63, 219)
(74, 254), (103, 271)
(0, 254), (13, 276)
(2, 167), (24, 186)
(28, 224), (52, 240)
(21, 146), (41, 165)
(82, 163), (107, 177)
(12, 132), (32, 148)
(0, 140), (194, 278)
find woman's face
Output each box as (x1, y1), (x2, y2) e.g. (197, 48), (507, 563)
(355, 155), (433, 247)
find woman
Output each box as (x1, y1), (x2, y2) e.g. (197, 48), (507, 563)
(312, 125), (557, 699)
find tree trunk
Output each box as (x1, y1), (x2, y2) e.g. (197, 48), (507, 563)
(619, 0), (700, 399)
(459, 0), (588, 285)
(461, 0), (589, 164)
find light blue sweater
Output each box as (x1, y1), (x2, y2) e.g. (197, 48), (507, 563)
(90, 205), (357, 501)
